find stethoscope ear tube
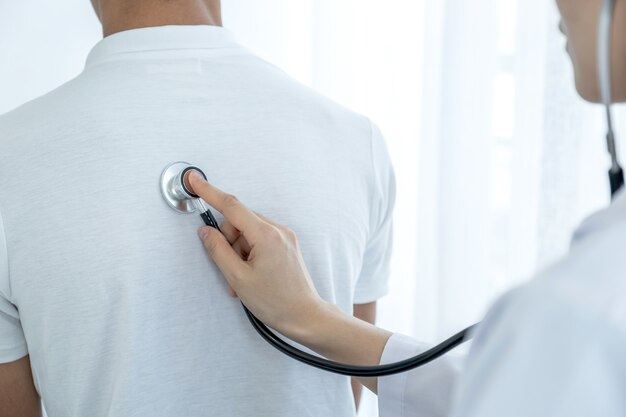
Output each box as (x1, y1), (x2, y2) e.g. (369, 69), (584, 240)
(609, 164), (624, 198)
(599, 0), (625, 198)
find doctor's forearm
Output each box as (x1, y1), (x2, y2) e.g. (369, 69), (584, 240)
(189, 177), (393, 392)
(289, 302), (393, 393)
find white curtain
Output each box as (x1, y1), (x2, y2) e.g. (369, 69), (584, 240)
(230, 1), (619, 415)
(1, 1), (623, 416)
(227, 2), (619, 414)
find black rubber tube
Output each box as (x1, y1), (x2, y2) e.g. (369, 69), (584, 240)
(199, 207), (477, 377)
(244, 305), (476, 377)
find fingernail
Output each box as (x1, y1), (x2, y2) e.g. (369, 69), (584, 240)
(190, 170), (204, 182)
(198, 227), (211, 240)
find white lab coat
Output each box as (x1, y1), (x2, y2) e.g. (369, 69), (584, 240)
(378, 190), (626, 417)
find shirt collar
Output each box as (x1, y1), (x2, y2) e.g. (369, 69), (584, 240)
(86, 25), (241, 68)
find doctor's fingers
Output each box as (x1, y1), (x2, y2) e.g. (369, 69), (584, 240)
(232, 236), (251, 260)
(226, 238), (250, 297)
(199, 227), (249, 285)
(253, 211), (277, 226)
(188, 173), (266, 244)
(219, 220), (241, 245)
(253, 212), (298, 245)
(225, 210), (282, 236)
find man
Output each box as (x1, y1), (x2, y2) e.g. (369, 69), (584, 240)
(0, 1), (395, 416)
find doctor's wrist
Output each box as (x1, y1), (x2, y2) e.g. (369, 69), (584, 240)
(288, 301), (393, 368)
(285, 301), (343, 349)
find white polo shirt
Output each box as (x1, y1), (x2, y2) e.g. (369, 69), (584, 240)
(0, 25), (395, 417)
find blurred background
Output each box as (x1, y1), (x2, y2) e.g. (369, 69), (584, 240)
(1, 0), (624, 416)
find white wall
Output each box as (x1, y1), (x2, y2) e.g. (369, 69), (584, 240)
(0, 1), (101, 115)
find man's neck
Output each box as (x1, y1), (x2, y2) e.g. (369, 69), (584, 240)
(98, 0), (222, 38)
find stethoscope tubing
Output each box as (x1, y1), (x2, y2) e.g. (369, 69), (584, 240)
(201, 210), (477, 377)
(243, 304), (477, 377)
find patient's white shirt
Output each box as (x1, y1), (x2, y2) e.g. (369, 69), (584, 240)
(0, 25), (395, 417)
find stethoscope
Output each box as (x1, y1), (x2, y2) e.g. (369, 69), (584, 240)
(159, 0), (623, 378)
(600, 0), (624, 197)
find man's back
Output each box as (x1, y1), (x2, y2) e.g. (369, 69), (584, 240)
(0, 25), (394, 416)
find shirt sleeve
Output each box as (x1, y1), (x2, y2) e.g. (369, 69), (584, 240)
(0, 210), (28, 363)
(379, 334), (463, 417)
(450, 285), (626, 417)
(353, 121), (396, 304)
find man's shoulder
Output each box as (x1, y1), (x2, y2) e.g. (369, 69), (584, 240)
(241, 54), (374, 132)
(0, 76), (83, 135)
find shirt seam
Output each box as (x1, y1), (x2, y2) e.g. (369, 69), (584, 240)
(0, 341), (28, 364)
(353, 277), (389, 303)
(86, 46), (250, 68)
(0, 210), (12, 302)
(366, 118), (381, 239)
(366, 118), (395, 239)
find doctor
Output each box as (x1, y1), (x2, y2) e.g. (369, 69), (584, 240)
(187, 0), (626, 415)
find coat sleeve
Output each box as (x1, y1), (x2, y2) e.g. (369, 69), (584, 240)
(378, 333), (464, 417)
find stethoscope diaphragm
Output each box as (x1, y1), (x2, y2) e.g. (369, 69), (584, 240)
(160, 161), (208, 213)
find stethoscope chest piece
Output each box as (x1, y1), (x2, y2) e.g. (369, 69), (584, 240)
(160, 161), (208, 213)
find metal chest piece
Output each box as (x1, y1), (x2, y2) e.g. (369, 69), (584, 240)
(160, 161), (207, 213)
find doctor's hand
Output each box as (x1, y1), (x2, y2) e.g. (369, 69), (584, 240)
(187, 171), (332, 341)
(188, 172), (393, 393)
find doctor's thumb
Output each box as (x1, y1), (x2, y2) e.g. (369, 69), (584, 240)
(198, 227), (247, 288)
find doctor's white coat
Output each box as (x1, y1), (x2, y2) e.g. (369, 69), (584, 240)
(378, 190), (626, 417)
